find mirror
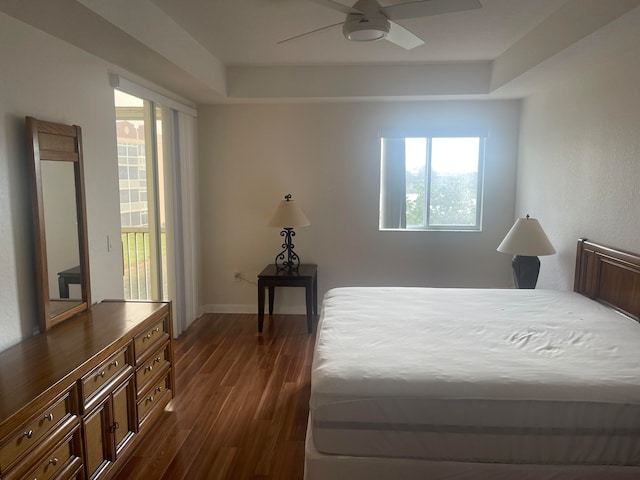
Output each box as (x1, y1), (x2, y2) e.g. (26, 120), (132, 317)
(26, 116), (91, 332)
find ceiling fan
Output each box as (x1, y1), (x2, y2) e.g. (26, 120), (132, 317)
(278, 0), (482, 50)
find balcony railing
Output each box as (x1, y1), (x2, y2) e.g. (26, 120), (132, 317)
(121, 227), (166, 300)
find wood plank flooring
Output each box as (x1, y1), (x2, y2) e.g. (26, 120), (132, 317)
(113, 313), (317, 480)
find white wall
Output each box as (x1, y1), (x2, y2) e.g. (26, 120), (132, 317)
(517, 48), (640, 290)
(0, 13), (124, 351)
(198, 100), (521, 314)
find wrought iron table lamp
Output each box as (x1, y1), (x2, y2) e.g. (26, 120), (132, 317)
(497, 215), (555, 289)
(268, 194), (310, 273)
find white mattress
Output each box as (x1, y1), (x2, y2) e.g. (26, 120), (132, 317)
(310, 287), (640, 465)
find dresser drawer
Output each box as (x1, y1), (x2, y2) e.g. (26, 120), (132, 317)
(137, 375), (171, 427)
(3, 426), (83, 480)
(80, 348), (131, 406)
(0, 391), (75, 472)
(21, 434), (77, 480)
(134, 316), (169, 361)
(136, 343), (171, 395)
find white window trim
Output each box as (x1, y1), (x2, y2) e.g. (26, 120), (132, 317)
(110, 74), (197, 118)
(379, 134), (486, 232)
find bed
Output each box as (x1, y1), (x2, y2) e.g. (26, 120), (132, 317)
(305, 239), (640, 480)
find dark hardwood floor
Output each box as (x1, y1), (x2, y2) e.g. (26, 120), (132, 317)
(113, 313), (317, 480)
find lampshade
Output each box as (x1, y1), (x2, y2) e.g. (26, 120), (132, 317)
(497, 216), (556, 256)
(268, 196), (310, 228)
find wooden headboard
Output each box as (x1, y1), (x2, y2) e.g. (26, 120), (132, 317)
(574, 239), (640, 321)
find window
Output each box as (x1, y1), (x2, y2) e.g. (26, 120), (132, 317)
(379, 136), (484, 231)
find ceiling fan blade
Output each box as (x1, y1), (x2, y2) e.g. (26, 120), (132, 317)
(385, 21), (424, 50)
(309, 0), (360, 15)
(382, 0), (482, 21)
(277, 21), (345, 45)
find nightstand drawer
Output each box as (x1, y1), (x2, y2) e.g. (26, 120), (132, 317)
(0, 391), (74, 472)
(81, 348), (130, 404)
(134, 317), (169, 361)
(136, 343), (171, 395)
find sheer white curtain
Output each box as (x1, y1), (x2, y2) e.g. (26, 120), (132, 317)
(169, 111), (199, 336)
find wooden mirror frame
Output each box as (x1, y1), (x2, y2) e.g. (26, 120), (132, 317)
(26, 116), (91, 332)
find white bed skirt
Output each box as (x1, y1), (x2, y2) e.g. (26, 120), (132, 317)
(305, 420), (640, 480)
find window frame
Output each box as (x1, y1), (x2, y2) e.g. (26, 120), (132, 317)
(379, 134), (486, 232)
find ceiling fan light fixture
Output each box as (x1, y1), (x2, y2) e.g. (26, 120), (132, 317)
(279, 0), (482, 50)
(343, 16), (390, 41)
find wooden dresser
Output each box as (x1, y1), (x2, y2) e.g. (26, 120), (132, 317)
(0, 301), (174, 480)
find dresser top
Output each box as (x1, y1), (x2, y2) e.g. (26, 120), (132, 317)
(0, 301), (169, 429)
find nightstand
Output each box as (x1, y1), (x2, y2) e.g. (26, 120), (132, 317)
(257, 264), (318, 333)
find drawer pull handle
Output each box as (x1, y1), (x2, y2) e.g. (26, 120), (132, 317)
(147, 396), (154, 403)
(145, 334), (152, 340)
(146, 365), (153, 372)
(49, 457), (59, 466)
(112, 421), (120, 431)
(155, 386), (163, 393)
(154, 356), (162, 363)
(44, 413), (54, 422)
(97, 371), (106, 379)
(153, 327), (160, 333)
(24, 429), (34, 439)
(111, 360), (119, 368)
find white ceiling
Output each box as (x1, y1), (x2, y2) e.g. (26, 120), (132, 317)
(149, 0), (565, 65)
(1, 0), (639, 104)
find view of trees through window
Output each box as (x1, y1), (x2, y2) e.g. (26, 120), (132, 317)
(405, 137), (482, 229)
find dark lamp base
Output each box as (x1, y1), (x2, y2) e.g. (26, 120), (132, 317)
(274, 228), (301, 273)
(512, 255), (540, 289)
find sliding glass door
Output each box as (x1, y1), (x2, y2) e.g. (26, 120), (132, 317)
(114, 90), (169, 301)
(112, 74), (199, 337)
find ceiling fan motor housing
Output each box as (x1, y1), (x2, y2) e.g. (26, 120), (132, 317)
(343, 11), (390, 41)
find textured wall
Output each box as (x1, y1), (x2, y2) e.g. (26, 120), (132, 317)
(0, 13), (124, 351)
(517, 49), (640, 290)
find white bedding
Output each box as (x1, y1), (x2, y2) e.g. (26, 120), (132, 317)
(309, 287), (640, 465)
